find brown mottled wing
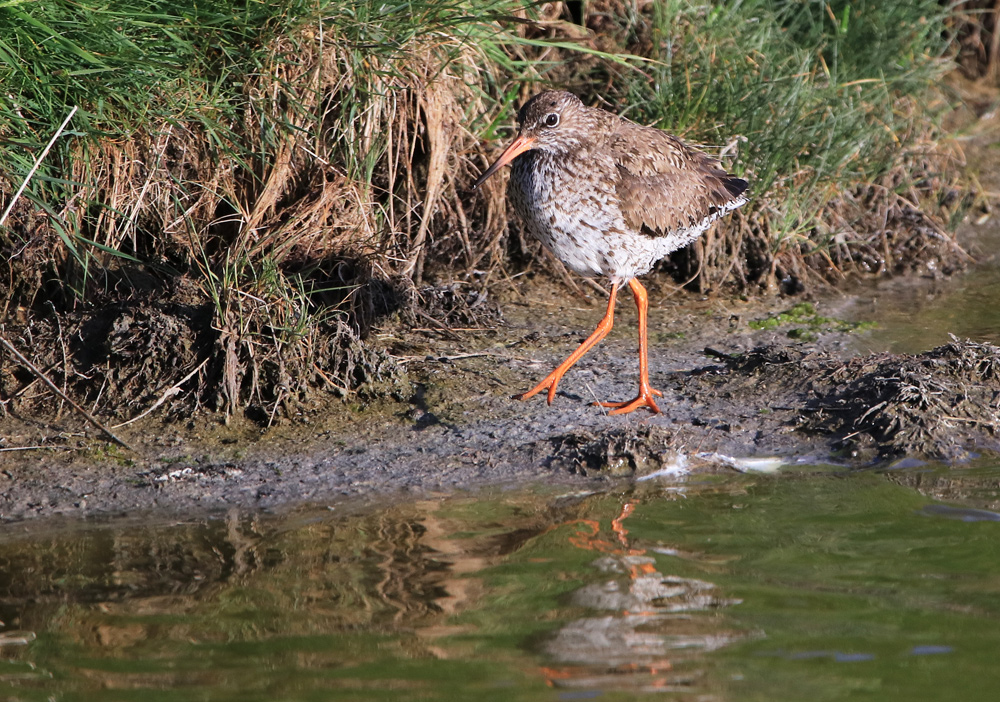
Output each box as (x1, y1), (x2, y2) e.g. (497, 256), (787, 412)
(610, 120), (747, 237)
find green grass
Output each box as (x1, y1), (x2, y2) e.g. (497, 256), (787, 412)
(0, 0), (970, 417)
(598, 0), (954, 287)
(633, 0), (951, 188)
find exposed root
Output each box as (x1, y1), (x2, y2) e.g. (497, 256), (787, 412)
(0, 284), (409, 423)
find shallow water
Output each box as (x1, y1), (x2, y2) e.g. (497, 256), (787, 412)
(846, 212), (1000, 355)
(3, 463), (1000, 701)
(847, 262), (1000, 354)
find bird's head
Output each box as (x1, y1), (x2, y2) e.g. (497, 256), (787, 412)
(471, 91), (591, 190)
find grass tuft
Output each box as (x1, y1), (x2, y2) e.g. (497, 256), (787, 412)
(566, 0), (962, 292)
(0, 0), (982, 421)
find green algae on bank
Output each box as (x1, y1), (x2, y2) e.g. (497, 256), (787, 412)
(749, 302), (876, 341)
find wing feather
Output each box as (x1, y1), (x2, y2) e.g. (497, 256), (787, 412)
(611, 121), (748, 237)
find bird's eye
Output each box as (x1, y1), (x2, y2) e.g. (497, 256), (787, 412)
(543, 113), (560, 128)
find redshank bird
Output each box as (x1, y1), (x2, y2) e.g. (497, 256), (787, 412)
(471, 90), (748, 415)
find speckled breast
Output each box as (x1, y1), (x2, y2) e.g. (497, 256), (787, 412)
(508, 151), (628, 278)
(508, 151), (679, 282)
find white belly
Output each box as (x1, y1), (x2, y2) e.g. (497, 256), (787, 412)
(508, 152), (702, 282)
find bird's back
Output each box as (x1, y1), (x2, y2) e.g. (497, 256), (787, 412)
(608, 117), (748, 250)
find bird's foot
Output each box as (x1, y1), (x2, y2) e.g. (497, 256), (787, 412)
(513, 372), (563, 405)
(595, 387), (662, 415)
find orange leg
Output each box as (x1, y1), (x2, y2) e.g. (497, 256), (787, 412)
(596, 278), (662, 415)
(515, 282), (620, 405)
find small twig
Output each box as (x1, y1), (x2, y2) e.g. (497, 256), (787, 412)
(0, 332), (133, 451)
(410, 327), (491, 333)
(941, 415), (992, 425)
(111, 359), (209, 429)
(702, 347), (735, 361)
(411, 308), (461, 340)
(0, 106), (78, 228)
(312, 364), (350, 395)
(426, 352), (497, 361)
(0, 445), (73, 453)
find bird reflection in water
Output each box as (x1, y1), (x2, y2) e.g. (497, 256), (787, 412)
(540, 501), (745, 694)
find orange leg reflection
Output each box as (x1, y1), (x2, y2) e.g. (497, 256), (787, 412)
(539, 499), (679, 690)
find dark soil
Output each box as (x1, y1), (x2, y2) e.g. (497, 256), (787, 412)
(3, 276), (1000, 524)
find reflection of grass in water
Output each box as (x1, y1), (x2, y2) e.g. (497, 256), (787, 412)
(7, 471), (1000, 699)
(1, 494), (619, 699)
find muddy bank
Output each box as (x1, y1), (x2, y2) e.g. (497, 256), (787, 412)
(5, 62), (1000, 525)
(3, 282), (999, 524)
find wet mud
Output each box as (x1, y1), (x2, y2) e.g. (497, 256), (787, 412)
(5, 113), (1000, 524)
(2, 278), (999, 524)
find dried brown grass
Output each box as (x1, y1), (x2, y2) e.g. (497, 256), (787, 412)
(0, 0), (983, 423)
(1, 14), (517, 419)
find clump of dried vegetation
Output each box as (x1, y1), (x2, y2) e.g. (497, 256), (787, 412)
(694, 339), (1000, 460)
(807, 337), (1000, 460)
(547, 426), (676, 477)
(0, 0), (991, 423)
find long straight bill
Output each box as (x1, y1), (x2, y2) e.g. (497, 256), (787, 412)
(470, 134), (536, 190)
